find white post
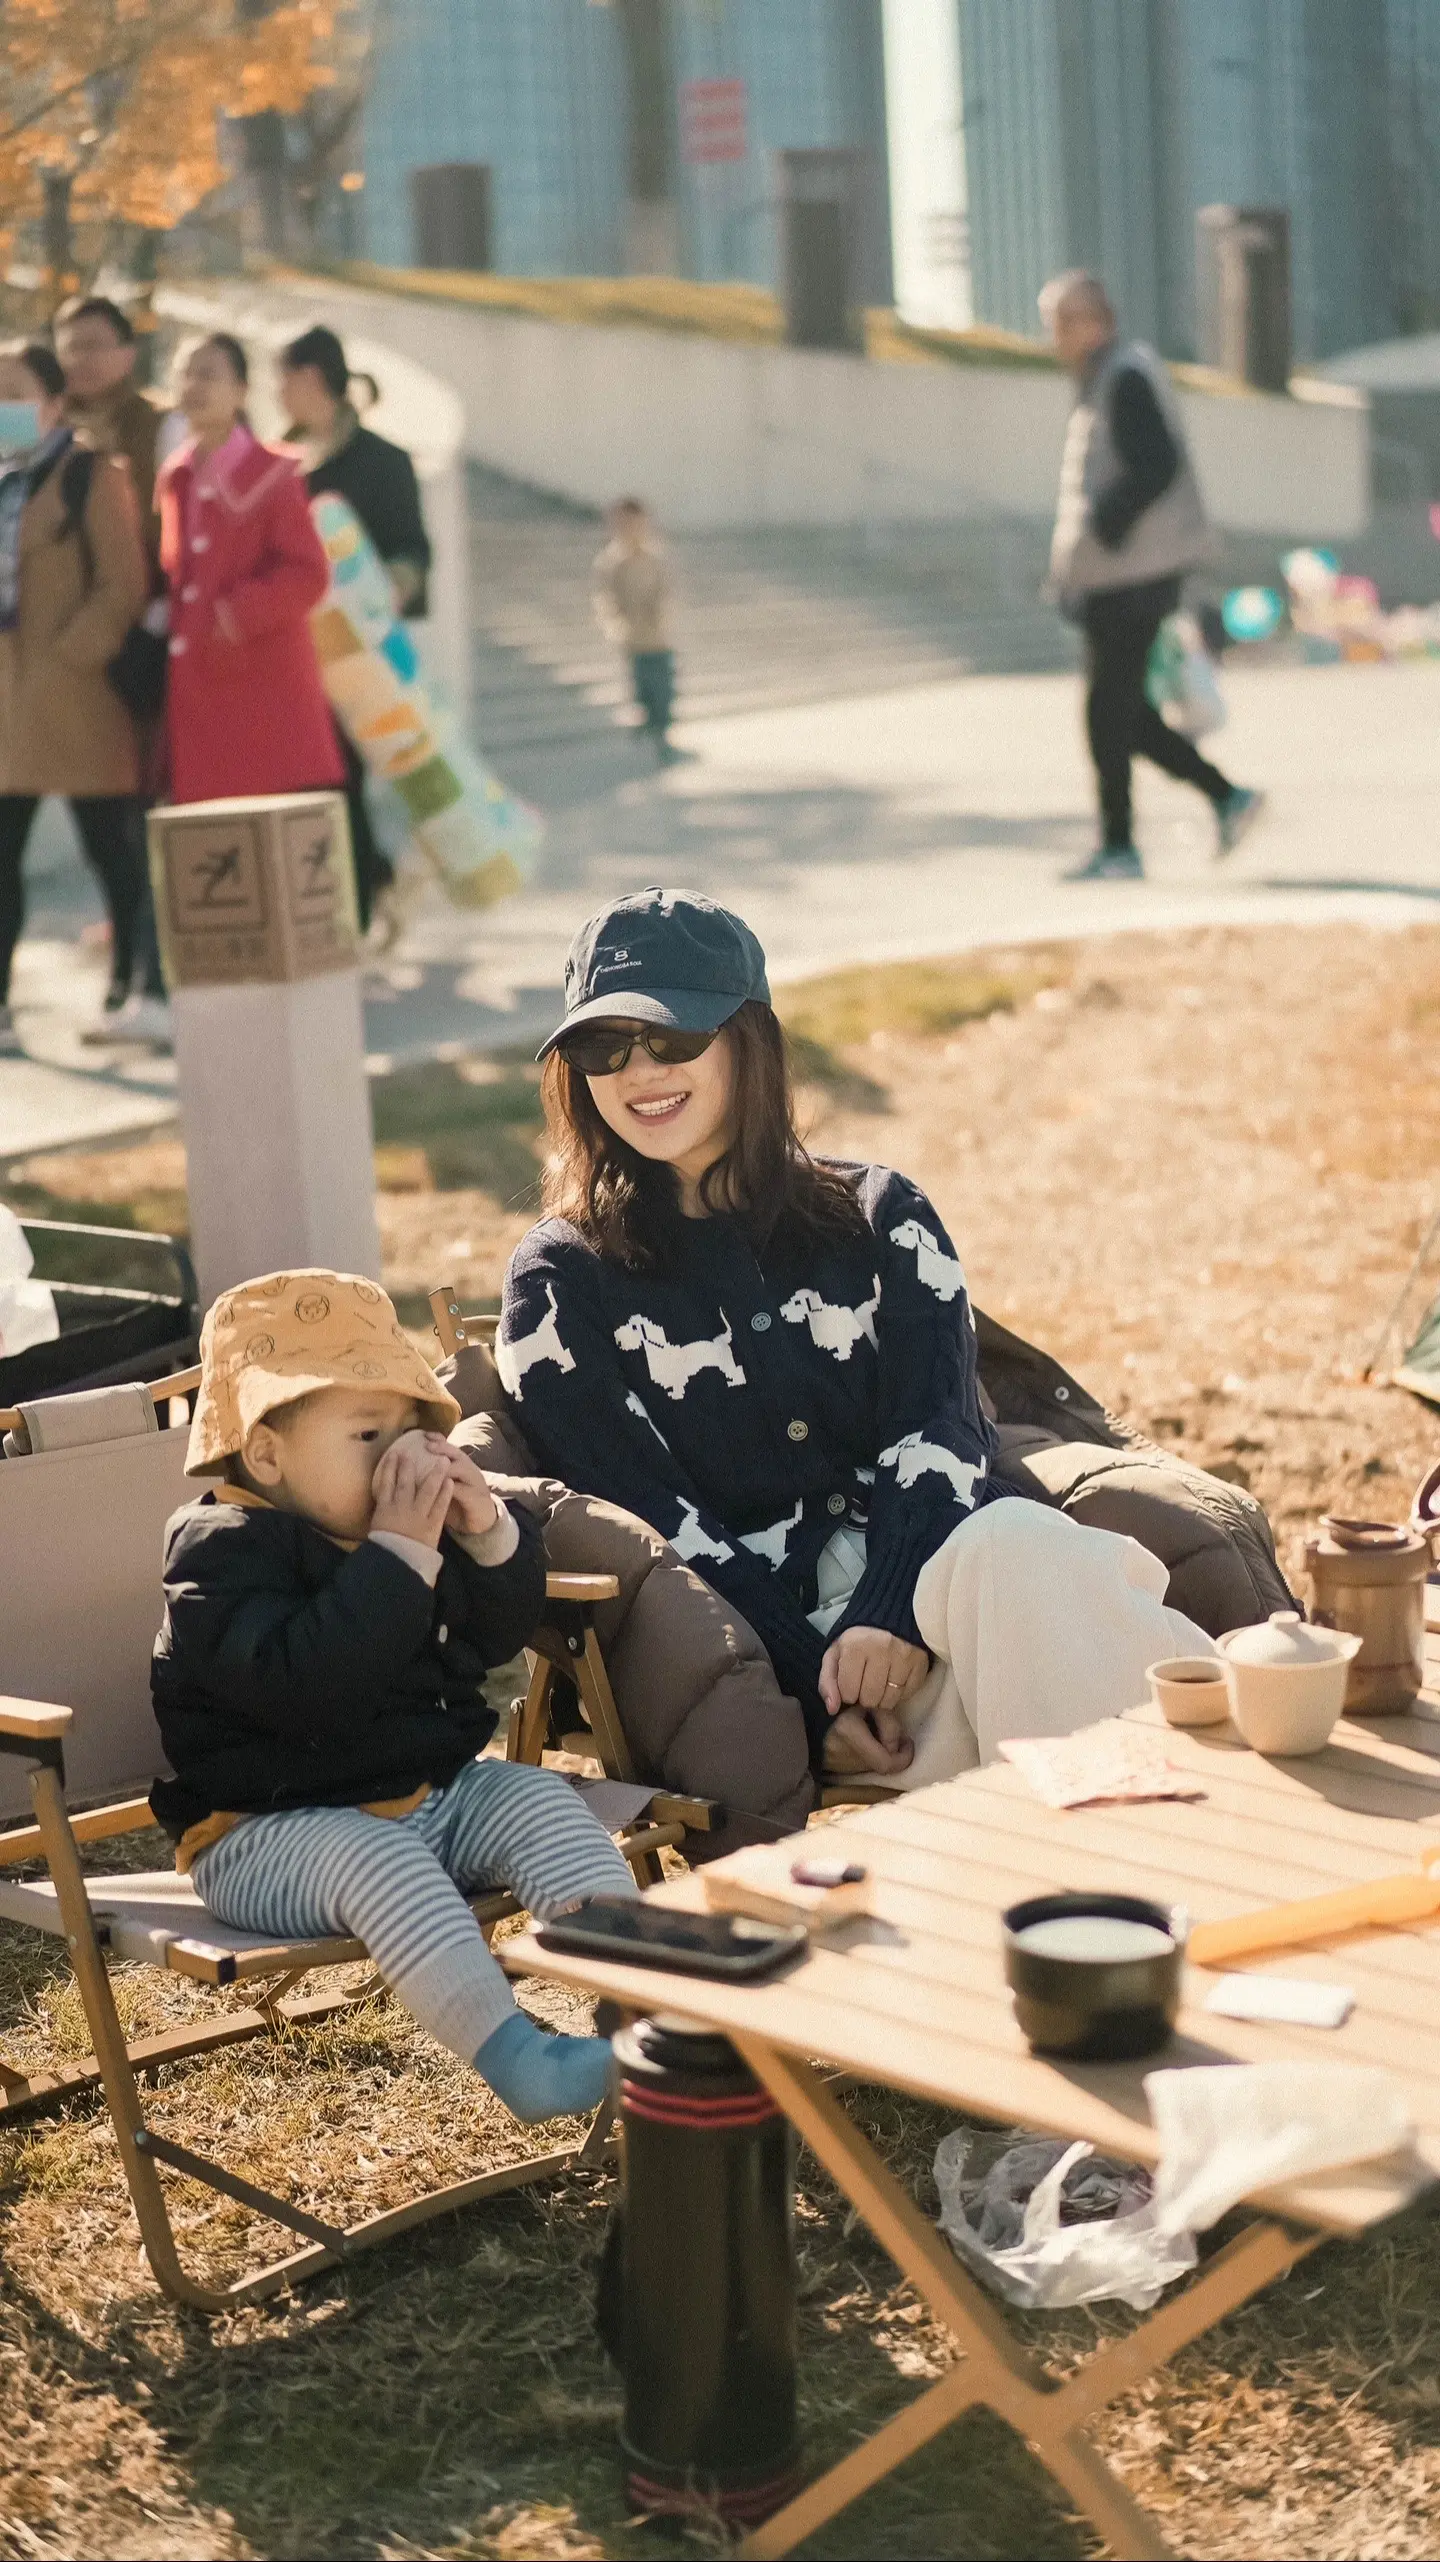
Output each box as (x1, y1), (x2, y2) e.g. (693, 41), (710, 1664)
(881, 0), (972, 332)
(148, 792), (382, 1307)
(171, 973), (381, 1303)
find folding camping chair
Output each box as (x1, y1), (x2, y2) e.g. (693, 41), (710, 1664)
(428, 1284), (898, 1819)
(0, 1373), (686, 2312)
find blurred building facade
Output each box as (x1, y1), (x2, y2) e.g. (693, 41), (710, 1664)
(355, 0), (891, 297)
(959, 0), (1422, 363)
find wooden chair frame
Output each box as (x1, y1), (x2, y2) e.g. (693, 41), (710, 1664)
(0, 1566), (690, 2312)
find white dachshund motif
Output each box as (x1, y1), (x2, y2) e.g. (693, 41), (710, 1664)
(878, 1430), (983, 1507)
(739, 1499), (804, 1570)
(670, 1500), (735, 1566)
(625, 1389), (670, 1449)
(613, 1311), (747, 1401)
(494, 1284), (576, 1400)
(888, 1219), (972, 1316)
(780, 1278), (880, 1360)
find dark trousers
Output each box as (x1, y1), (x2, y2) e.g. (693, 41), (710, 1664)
(632, 648), (675, 743)
(339, 729), (393, 933)
(0, 795), (160, 1006)
(1082, 576), (1230, 848)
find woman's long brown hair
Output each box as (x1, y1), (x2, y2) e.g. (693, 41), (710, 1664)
(540, 999), (868, 1265)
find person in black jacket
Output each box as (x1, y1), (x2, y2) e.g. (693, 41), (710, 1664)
(278, 325), (433, 933)
(151, 1268), (633, 2124)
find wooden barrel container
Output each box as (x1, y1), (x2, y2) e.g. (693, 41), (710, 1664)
(1304, 1518), (1429, 1714)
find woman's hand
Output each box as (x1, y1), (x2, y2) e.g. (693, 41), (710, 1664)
(824, 1706), (915, 1778)
(371, 1433), (451, 1548)
(423, 1434), (499, 1538)
(818, 1628), (929, 1779)
(819, 1627), (930, 1719)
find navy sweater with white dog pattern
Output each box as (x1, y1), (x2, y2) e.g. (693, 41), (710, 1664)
(498, 1164), (999, 1751)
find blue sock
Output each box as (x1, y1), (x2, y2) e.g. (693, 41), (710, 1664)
(476, 2009), (614, 2125)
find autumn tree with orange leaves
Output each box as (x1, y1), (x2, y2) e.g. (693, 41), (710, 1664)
(0, 0), (346, 307)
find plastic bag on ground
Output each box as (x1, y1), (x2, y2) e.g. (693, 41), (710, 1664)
(0, 1204), (57, 1360)
(934, 2129), (1197, 2312)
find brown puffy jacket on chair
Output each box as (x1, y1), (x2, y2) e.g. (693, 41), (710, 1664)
(440, 1313), (1294, 1858)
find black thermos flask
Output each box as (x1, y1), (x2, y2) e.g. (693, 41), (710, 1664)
(602, 2016), (800, 2526)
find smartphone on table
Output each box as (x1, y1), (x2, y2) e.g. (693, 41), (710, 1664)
(537, 1894), (808, 1982)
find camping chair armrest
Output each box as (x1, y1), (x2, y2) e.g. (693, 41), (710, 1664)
(0, 1699), (72, 1741)
(0, 1698), (72, 1777)
(543, 1574), (620, 1606)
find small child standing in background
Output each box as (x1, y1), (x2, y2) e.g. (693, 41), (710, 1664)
(593, 496), (679, 763)
(150, 1271), (635, 2124)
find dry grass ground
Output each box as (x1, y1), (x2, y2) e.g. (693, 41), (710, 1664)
(3, 920), (1440, 2559)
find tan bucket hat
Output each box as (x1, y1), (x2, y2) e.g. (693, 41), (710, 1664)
(186, 1269), (460, 1476)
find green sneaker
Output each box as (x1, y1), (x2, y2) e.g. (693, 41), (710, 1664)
(1063, 845), (1144, 881)
(1216, 786), (1265, 857)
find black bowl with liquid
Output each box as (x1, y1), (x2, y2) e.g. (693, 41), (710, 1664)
(1001, 1890), (1186, 2061)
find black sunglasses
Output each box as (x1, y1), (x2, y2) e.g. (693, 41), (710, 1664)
(555, 1023), (719, 1077)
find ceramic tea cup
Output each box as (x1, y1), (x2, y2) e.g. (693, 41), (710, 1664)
(1001, 1890), (1186, 2060)
(1147, 1655), (1230, 1727)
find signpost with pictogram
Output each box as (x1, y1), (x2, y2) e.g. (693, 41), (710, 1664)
(147, 791), (381, 1302)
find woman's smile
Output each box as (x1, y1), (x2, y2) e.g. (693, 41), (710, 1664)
(627, 1088), (691, 1123)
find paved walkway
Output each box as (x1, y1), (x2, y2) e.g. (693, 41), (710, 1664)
(4, 652), (1438, 1159)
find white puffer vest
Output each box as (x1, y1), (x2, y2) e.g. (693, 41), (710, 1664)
(1049, 340), (1210, 603)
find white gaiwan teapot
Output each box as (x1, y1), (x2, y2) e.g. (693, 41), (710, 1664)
(1216, 1610), (1363, 1756)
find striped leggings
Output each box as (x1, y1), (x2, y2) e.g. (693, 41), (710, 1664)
(192, 1758), (636, 2063)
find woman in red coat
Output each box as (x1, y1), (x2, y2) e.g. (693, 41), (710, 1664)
(157, 334), (343, 803)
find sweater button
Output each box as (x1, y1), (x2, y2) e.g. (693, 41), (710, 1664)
(826, 1493), (847, 1517)
(1054, 1384), (1070, 1403)
(168, 636), (187, 656)
(436, 1623), (448, 1645)
(787, 1419), (808, 1442)
(750, 1311), (772, 1333)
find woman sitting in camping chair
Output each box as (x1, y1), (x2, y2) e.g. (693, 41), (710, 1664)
(491, 889), (1217, 1818)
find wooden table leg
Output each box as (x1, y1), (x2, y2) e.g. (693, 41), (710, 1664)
(741, 2364), (981, 2561)
(1053, 2217), (1318, 2432)
(731, 2041), (1305, 2562)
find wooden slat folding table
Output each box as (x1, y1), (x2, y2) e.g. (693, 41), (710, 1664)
(513, 1706), (1440, 2560)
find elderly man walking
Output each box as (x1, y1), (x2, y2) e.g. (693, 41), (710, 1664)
(1041, 271), (1263, 880)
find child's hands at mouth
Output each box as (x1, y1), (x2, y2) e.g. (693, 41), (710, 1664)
(371, 1432), (452, 1547)
(422, 1434), (499, 1537)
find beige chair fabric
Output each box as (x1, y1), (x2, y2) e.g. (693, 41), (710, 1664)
(0, 1425), (189, 1821)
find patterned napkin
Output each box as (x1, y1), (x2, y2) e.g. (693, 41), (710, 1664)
(1000, 1719), (1206, 1810)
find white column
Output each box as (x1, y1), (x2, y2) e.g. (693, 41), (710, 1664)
(172, 971), (382, 1305)
(881, 0), (972, 332)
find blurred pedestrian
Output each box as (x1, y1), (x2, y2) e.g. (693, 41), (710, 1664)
(1041, 271), (1263, 880)
(0, 341), (148, 1058)
(593, 498), (679, 764)
(157, 335), (343, 809)
(56, 293), (174, 1042)
(277, 323), (432, 936)
(55, 296), (168, 567)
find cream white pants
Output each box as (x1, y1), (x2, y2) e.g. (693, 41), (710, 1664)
(810, 1500), (1216, 1790)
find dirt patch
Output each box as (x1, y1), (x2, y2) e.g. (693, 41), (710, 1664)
(785, 921), (1440, 1591)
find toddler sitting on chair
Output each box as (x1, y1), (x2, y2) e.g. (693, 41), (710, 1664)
(149, 1269), (635, 2124)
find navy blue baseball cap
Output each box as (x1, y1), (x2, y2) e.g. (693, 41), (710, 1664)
(537, 886), (771, 1059)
